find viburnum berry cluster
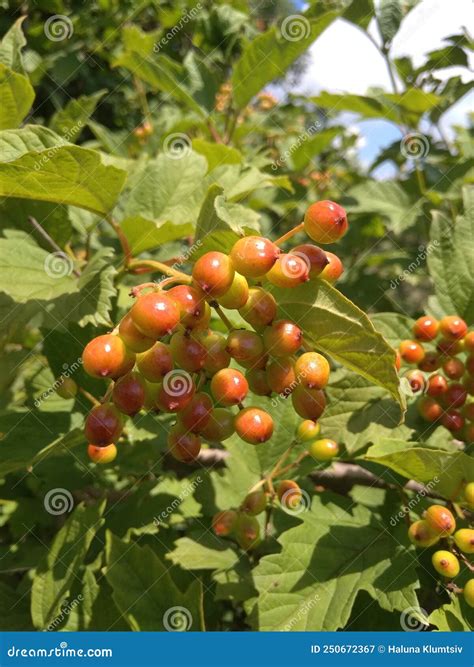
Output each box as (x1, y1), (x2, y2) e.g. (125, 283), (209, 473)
(398, 315), (474, 441)
(408, 492), (474, 608)
(70, 200), (347, 468)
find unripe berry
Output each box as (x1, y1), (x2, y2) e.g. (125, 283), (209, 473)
(87, 443), (117, 464)
(424, 505), (456, 536)
(136, 342), (173, 382)
(241, 489), (267, 515)
(308, 438), (339, 461)
(444, 383), (467, 409)
(291, 385), (326, 420)
(143, 380), (160, 412)
(303, 200), (348, 244)
(453, 528), (474, 554)
(266, 357), (296, 395)
(217, 272), (249, 310)
(404, 369), (425, 393)
(212, 510), (238, 537)
(294, 352), (330, 390)
(413, 316), (439, 341)
(246, 368), (272, 396)
(408, 520), (439, 548)
(263, 320), (302, 357)
(179, 392), (213, 433)
(130, 292), (180, 339)
(83, 334), (135, 379)
(464, 482), (474, 508)
(167, 285), (207, 329)
(426, 374), (448, 397)
(439, 315), (467, 340)
(210, 368), (248, 406)
(463, 579), (474, 608)
(239, 287), (277, 330)
(230, 236), (279, 278)
(431, 550), (460, 578)
(156, 374), (195, 412)
(266, 253), (309, 288)
(226, 329), (264, 363)
(56, 377), (78, 399)
(292, 243), (328, 278)
(320, 251), (344, 283)
(234, 514), (261, 550)
(199, 331), (231, 375)
(399, 339), (425, 364)
(467, 356), (474, 376)
(112, 372), (146, 416)
(441, 409), (464, 432)
(192, 251), (235, 297)
(463, 331), (474, 354)
(118, 313), (154, 353)
(418, 351), (440, 373)
(84, 403), (124, 445)
(200, 408), (235, 441)
(277, 480), (302, 510)
(296, 419), (320, 442)
(169, 331), (207, 372)
(234, 407), (274, 444)
(442, 357), (465, 380)
(417, 396), (443, 422)
(168, 424), (201, 463)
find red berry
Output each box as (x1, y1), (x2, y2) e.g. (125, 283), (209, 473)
(234, 407), (274, 444)
(296, 419), (320, 442)
(436, 338), (463, 356)
(83, 334), (135, 379)
(442, 357), (465, 380)
(239, 287), (277, 330)
(211, 368), (248, 406)
(226, 329), (264, 363)
(192, 251), (235, 297)
(464, 331), (474, 354)
(463, 402), (474, 421)
(217, 273), (249, 310)
(266, 357), (296, 395)
(167, 285), (207, 329)
(407, 520), (439, 548)
(179, 392), (213, 433)
(292, 244), (328, 278)
(130, 292), (180, 339)
(118, 313), (154, 353)
(291, 385), (326, 420)
(413, 316), (439, 341)
(320, 252), (344, 283)
(246, 368), (272, 396)
(200, 408), (235, 441)
(464, 376), (474, 396)
(168, 424), (201, 463)
(399, 340), (425, 364)
(294, 352), (330, 390)
(156, 372), (195, 412)
(424, 505), (456, 536)
(239, 352), (269, 371)
(441, 409), (464, 432)
(169, 331), (207, 372)
(212, 510), (238, 536)
(439, 315), (467, 340)
(464, 422), (474, 443)
(417, 396), (442, 422)
(136, 342), (173, 382)
(263, 320), (302, 357)
(241, 489), (267, 515)
(230, 236), (279, 278)
(112, 372), (146, 416)
(266, 253), (309, 288)
(200, 331), (231, 375)
(426, 374), (448, 397)
(304, 200), (348, 244)
(84, 403), (124, 445)
(404, 369), (425, 393)
(87, 443), (117, 464)
(467, 356), (474, 376)
(418, 351), (440, 372)
(444, 383), (467, 409)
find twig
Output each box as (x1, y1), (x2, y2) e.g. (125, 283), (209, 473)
(28, 216), (81, 277)
(274, 222), (304, 247)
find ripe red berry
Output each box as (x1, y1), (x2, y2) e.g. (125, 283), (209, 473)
(308, 438), (339, 461)
(217, 273), (249, 310)
(241, 489), (267, 515)
(226, 329), (264, 363)
(130, 292), (180, 339)
(169, 331), (207, 372)
(263, 320), (302, 357)
(442, 357), (465, 380)
(294, 352), (330, 390)
(234, 407), (274, 444)
(168, 425), (201, 463)
(56, 377), (78, 399)
(441, 409), (465, 432)
(424, 505), (456, 536)
(199, 331), (231, 375)
(464, 331), (474, 354)
(303, 200), (348, 244)
(266, 253), (309, 288)
(426, 374), (448, 397)
(167, 285), (207, 329)
(463, 402), (474, 421)
(463, 422), (474, 443)
(230, 236), (279, 278)
(179, 392), (213, 433)
(320, 252), (344, 283)
(404, 369), (425, 393)
(87, 443), (117, 464)
(266, 357), (296, 395)
(291, 385), (326, 420)
(277, 480), (302, 510)
(436, 338), (463, 356)
(212, 510), (238, 537)
(239, 287), (277, 330)
(136, 342), (173, 382)
(83, 334), (135, 380)
(417, 396), (442, 422)
(246, 368), (272, 396)
(210, 368), (249, 406)
(464, 376), (474, 396)
(112, 372), (146, 416)
(413, 316), (439, 341)
(296, 419), (320, 442)
(418, 351), (440, 372)
(192, 251), (235, 297)
(200, 408), (235, 441)
(118, 313), (154, 353)
(399, 339), (425, 364)
(439, 315), (467, 340)
(239, 351), (269, 371)
(444, 383), (467, 409)
(84, 403), (124, 445)
(156, 373), (195, 412)
(292, 244), (328, 278)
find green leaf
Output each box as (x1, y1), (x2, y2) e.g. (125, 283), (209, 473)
(271, 280), (405, 408)
(167, 537), (239, 571)
(249, 494), (419, 630)
(370, 312), (413, 348)
(343, 0), (374, 29)
(0, 63), (35, 130)
(0, 581), (32, 630)
(192, 139), (242, 172)
(0, 125), (67, 160)
(377, 0), (403, 46)
(50, 90), (107, 142)
(232, 10), (340, 109)
(105, 532), (202, 631)
(290, 127), (342, 171)
(311, 91), (399, 122)
(0, 198), (72, 249)
(60, 567), (100, 631)
(0, 18), (27, 73)
(31, 501), (105, 630)
(429, 596), (473, 631)
(427, 186), (474, 324)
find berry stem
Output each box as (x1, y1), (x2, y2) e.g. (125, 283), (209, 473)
(129, 282), (159, 298)
(210, 302), (235, 331)
(274, 222), (304, 247)
(106, 215), (133, 268)
(128, 259), (191, 282)
(271, 440), (297, 478)
(275, 451), (309, 477)
(78, 387), (101, 407)
(28, 216), (81, 277)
